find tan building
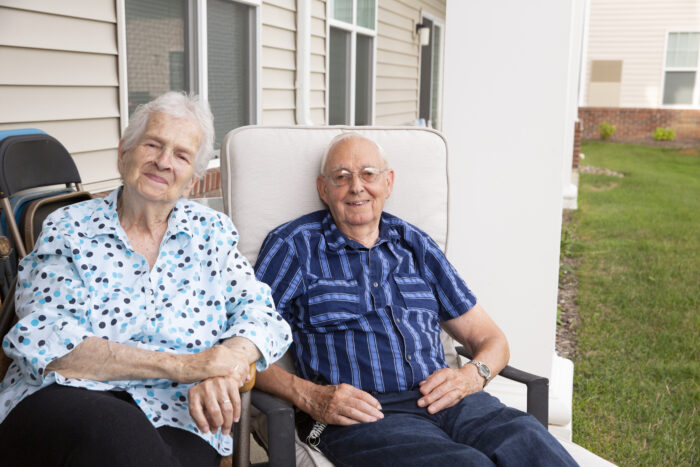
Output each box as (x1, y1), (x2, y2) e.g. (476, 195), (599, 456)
(0, 0), (446, 192)
(580, 0), (700, 142)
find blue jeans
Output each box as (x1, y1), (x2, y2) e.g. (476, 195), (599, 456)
(317, 390), (578, 467)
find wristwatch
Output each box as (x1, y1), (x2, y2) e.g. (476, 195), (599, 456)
(468, 360), (492, 387)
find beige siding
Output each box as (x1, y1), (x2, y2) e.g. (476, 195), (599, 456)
(0, 1), (121, 191)
(261, 1), (297, 125)
(585, 0), (700, 108)
(375, 0), (445, 125)
(310, 0), (326, 124)
(0, 118), (120, 154)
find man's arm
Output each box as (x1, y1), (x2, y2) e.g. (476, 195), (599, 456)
(256, 363), (384, 426)
(417, 303), (509, 414)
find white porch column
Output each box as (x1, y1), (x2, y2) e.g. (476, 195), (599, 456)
(442, 0), (584, 437)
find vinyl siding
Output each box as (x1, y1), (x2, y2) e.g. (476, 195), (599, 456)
(0, 0), (121, 191)
(585, 0), (700, 108)
(375, 0), (445, 125)
(310, 0), (327, 124)
(261, 0), (297, 125)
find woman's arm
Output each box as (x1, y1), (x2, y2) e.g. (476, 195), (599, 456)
(45, 336), (259, 383)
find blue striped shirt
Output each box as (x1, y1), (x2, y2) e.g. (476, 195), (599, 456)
(255, 210), (477, 393)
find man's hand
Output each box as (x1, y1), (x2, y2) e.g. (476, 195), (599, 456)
(188, 373), (250, 435)
(302, 383), (384, 425)
(417, 365), (484, 414)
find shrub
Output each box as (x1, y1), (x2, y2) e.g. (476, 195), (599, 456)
(598, 121), (615, 140)
(653, 127), (676, 141)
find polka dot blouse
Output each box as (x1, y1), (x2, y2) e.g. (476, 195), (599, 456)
(0, 188), (291, 455)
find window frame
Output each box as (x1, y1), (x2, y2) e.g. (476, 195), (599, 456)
(117, 0), (261, 163)
(417, 11), (445, 130)
(326, 0), (378, 125)
(660, 30), (700, 109)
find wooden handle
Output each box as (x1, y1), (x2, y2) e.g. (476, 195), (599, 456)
(239, 362), (256, 393)
(0, 237), (10, 257)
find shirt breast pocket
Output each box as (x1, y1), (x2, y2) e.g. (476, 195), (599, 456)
(306, 278), (363, 332)
(393, 274), (440, 316)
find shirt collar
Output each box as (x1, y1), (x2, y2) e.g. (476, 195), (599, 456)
(322, 210), (400, 251)
(83, 188), (193, 241)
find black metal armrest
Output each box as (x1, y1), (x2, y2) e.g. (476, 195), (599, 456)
(456, 346), (549, 427)
(251, 389), (296, 467)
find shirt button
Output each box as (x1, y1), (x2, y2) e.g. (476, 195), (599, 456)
(407, 354), (412, 360)
(373, 282), (379, 287)
(147, 289), (154, 296)
(396, 319), (401, 324)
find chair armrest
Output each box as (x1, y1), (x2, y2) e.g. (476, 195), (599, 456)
(455, 346), (549, 427)
(251, 389), (296, 467)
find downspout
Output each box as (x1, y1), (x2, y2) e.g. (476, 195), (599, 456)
(296, 0), (313, 125)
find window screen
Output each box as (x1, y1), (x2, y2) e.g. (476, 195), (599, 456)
(125, 0), (189, 116)
(208, 0), (252, 148)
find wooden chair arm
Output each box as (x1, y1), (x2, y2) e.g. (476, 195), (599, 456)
(239, 362), (256, 393)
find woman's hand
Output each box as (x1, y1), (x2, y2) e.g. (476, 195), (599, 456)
(176, 344), (252, 384)
(188, 374), (249, 435)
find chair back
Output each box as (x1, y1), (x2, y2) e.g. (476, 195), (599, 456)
(220, 126), (449, 264)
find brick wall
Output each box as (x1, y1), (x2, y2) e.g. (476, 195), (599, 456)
(579, 107), (700, 143)
(190, 167), (221, 198)
(572, 120), (582, 168)
(95, 167), (222, 198)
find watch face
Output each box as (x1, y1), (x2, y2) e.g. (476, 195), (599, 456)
(473, 361), (491, 379)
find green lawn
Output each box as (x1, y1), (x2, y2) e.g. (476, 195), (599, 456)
(570, 142), (699, 466)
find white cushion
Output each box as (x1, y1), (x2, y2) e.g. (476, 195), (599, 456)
(220, 125), (449, 264)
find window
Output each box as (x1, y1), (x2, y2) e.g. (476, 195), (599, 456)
(328, 0), (377, 125)
(418, 17), (444, 129)
(662, 32), (700, 106)
(125, 0), (258, 149)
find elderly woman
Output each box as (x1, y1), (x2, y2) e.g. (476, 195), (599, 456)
(0, 92), (291, 466)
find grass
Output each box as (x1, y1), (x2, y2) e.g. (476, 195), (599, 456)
(570, 142), (699, 466)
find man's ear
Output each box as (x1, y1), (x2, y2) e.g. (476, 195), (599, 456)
(317, 175), (329, 205)
(384, 169), (395, 199)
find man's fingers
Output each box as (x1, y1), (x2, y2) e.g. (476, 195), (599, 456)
(349, 386), (383, 410)
(419, 370), (447, 396)
(332, 385), (383, 422)
(426, 389), (461, 414)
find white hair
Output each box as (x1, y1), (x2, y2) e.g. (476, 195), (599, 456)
(120, 91), (214, 178)
(319, 132), (389, 175)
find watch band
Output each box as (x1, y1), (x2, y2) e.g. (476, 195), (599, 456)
(468, 360), (491, 387)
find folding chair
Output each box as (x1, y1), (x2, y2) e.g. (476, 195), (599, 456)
(0, 129), (92, 334)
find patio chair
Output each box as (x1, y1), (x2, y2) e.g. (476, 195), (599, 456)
(219, 126), (617, 466)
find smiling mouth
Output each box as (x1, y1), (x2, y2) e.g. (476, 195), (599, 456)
(346, 200), (368, 207)
(144, 173), (169, 185)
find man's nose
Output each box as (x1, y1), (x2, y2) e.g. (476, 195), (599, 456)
(348, 173), (364, 193)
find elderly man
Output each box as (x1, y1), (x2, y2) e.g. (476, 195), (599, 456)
(254, 133), (576, 466)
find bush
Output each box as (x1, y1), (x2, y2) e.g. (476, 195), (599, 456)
(653, 127), (676, 141)
(598, 121), (615, 140)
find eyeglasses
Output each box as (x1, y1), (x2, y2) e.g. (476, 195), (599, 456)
(324, 167), (387, 187)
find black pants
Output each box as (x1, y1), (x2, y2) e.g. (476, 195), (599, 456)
(0, 384), (220, 467)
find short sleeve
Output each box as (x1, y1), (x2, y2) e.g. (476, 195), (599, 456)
(3, 214), (96, 385)
(420, 234), (477, 322)
(215, 216), (291, 371)
(254, 231), (305, 324)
